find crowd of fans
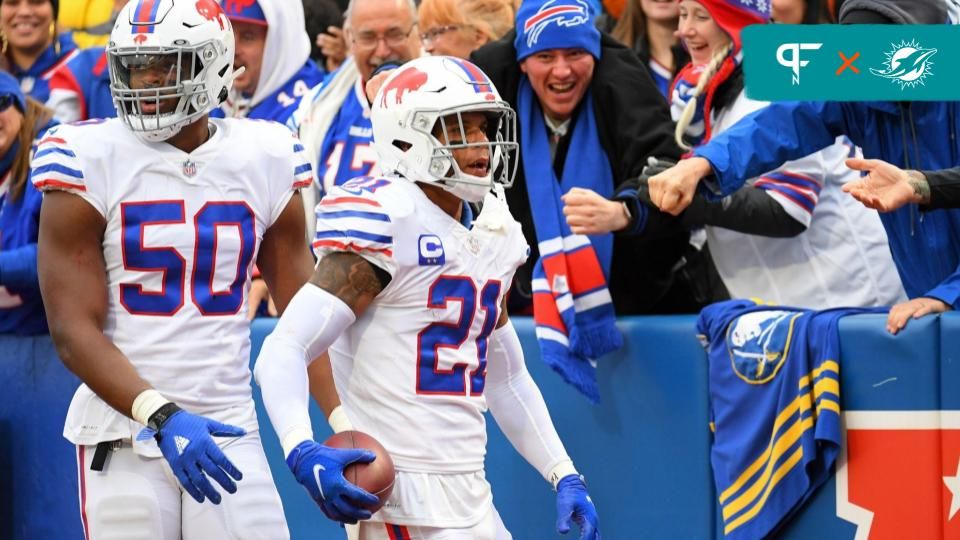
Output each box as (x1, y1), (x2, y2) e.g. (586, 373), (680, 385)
(7, 0), (935, 321)
(2, 0), (959, 536)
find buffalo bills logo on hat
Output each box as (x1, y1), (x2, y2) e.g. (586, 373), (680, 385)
(522, 0), (590, 48)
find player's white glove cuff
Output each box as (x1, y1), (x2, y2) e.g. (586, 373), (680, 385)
(549, 460), (579, 490)
(281, 426), (315, 459)
(328, 405), (354, 434)
(131, 389), (172, 426)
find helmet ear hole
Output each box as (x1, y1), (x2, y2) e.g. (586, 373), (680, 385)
(392, 140), (412, 152)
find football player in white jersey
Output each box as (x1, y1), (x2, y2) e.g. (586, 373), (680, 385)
(254, 55), (602, 540)
(33, 1), (374, 538)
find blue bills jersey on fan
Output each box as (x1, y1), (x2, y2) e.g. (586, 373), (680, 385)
(313, 82), (378, 195)
(696, 299), (884, 540)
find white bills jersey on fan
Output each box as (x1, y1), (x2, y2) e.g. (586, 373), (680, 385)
(314, 176), (528, 471)
(31, 117), (313, 452)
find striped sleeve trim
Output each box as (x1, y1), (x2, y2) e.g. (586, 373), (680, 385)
(320, 196), (383, 208)
(31, 132), (87, 194)
(311, 239), (394, 258)
(32, 179), (87, 191)
(314, 194), (394, 259)
(291, 138), (314, 189)
(754, 172), (822, 214)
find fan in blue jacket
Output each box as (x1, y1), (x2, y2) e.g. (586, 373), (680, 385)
(647, 0), (959, 335)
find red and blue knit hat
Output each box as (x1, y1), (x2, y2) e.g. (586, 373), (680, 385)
(684, 0), (770, 53)
(220, 0), (267, 26)
(514, 0), (601, 61)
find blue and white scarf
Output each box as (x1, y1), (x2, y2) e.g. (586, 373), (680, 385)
(518, 76), (623, 403)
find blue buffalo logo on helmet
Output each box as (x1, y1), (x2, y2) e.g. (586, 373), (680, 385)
(726, 310), (802, 384)
(522, 0), (590, 48)
(514, 0), (601, 61)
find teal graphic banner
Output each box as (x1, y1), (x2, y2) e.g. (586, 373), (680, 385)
(742, 25), (960, 101)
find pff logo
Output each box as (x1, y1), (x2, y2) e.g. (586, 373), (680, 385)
(776, 42), (823, 85)
(870, 39), (937, 90)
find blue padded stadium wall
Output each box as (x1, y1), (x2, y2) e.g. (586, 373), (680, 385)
(249, 312), (960, 540)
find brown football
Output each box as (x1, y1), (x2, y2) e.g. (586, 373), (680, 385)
(323, 430), (396, 512)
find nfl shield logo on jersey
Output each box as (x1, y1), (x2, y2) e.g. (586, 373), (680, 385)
(182, 160), (198, 178)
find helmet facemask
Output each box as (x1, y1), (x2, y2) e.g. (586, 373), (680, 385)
(108, 42), (226, 142)
(407, 103), (518, 202)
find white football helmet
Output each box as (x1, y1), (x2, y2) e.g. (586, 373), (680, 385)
(107, 0), (236, 142)
(371, 56), (518, 203)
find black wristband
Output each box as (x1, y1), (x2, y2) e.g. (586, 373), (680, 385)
(147, 402), (182, 432)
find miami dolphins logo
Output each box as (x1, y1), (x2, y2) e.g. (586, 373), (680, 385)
(522, 0), (590, 48)
(870, 39), (937, 90)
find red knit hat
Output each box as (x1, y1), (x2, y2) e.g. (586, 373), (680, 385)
(682, 0), (770, 53)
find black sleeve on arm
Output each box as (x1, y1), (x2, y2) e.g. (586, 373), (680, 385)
(681, 187), (807, 237)
(921, 167), (960, 210)
(593, 34), (683, 182)
(614, 175), (806, 238)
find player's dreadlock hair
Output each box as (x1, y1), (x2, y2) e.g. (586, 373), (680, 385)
(8, 97), (54, 203)
(674, 41), (732, 151)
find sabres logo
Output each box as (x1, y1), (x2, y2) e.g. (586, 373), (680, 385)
(870, 39), (937, 90)
(522, 0), (590, 48)
(726, 310), (800, 384)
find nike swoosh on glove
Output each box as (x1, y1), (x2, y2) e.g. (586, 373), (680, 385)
(285, 440), (379, 524)
(136, 410), (245, 504)
(556, 474), (601, 540)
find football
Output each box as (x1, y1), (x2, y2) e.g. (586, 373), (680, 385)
(323, 430), (396, 512)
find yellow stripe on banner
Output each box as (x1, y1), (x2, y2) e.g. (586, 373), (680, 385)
(718, 391), (812, 504)
(817, 399), (840, 415)
(718, 361), (837, 505)
(798, 361), (838, 393)
(812, 360), (839, 379)
(813, 377), (839, 400)
(721, 413), (814, 519)
(725, 445), (806, 535)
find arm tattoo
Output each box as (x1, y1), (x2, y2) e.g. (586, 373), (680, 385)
(310, 252), (385, 312)
(907, 170), (932, 204)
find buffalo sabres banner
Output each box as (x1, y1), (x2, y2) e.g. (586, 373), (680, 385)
(697, 299), (884, 539)
(742, 25), (960, 101)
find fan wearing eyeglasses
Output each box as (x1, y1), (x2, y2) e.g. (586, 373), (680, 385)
(417, 0), (513, 59)
(0, 70), (84, 540)
(290, 0), (421, 241)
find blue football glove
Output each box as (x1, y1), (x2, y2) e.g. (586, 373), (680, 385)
(285, 440), (380, 524)
(136, 410), (245, 504)
(556, 475), (601, 540)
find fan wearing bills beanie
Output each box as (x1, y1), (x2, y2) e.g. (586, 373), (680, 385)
(471, 0), (711, 402)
